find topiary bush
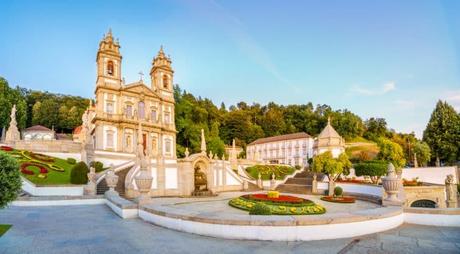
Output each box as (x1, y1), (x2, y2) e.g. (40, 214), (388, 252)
(70, 162), (89, 184)
(0, 152), (22, 209)
(333, 186), (343, 197)
(353, 160), (387, 184)
(90, 161), (104, 172)
(249, 202), (272, 215)
(66, 158), (76, 164)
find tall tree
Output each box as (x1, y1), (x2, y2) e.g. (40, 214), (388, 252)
(423, 101), (460, 165)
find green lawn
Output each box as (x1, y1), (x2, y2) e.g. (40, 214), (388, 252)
(0, 224), (12, 237)
(245, 165), (296, 180)
(1, 146), (76, 185)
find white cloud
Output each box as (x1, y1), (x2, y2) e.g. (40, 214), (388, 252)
(445, 90), (460, 111)
(350, 81), (396, 96)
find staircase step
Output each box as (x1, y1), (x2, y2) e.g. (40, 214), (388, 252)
(285, 178), (313, 185)
(276, 184), (312, 194)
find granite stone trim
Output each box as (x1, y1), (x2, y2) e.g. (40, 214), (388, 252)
(140, 203), (402, 227)
(404, 207), (460, 215)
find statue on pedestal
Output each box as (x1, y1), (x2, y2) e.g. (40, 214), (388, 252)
(5, 105), (20, 143)
(445, 175), (458, 208)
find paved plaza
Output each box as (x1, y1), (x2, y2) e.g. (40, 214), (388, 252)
(1, 204), (459, 254)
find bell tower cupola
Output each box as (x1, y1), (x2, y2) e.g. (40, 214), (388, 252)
(96, 29), (122, 89)
(150, 46), (174, 97)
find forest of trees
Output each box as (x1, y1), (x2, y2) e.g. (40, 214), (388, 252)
(1, 77), (458, 166)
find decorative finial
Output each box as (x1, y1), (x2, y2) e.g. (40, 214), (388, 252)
(200, 129), (206, 153)
(108, 28), (112, 36)
(184, 147), (190, 158)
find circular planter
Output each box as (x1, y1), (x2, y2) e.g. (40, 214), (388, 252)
(229, 193), (326, 215)
(320, 196), (356, 203)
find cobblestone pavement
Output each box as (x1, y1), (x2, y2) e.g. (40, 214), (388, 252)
(0, 205), (459, 254)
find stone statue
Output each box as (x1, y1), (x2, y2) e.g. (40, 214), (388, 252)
(134, 122), (153, 205)
(445, 174), (458, 208)
(257, 172), (263, 189)
(5, 105), (20, 143)
(84, 166), (97, 195)
(184, 147), (190, 158)
(270, 173), (276, 190)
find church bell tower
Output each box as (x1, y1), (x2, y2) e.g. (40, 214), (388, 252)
(96, 29), (122, 89)
(150, 46), (174, 98)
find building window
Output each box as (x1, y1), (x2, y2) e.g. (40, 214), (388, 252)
(163, 75), (169, 89)
(151, 108), (157, 122)
(164, 112), (170, 124)
(138, 101), (145, 119)
(125, 104), (133, 118)
(125, 134), (132, 152)
(106, 131), (114, 148)
(165, 139), (171, 154)
(107, 61), (114, 76)
(106, 102), (114, 114)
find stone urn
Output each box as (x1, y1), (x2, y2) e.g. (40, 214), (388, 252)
(105, 169), (119, 196)
(135, 169), (153, 204)
(382, 163), (400, 202)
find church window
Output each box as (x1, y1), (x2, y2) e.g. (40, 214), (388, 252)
(151, 108), (157, 122)
(138, 102), (145, 119)
(165, 139), (171, 154)
(107, 61), (114, 76)
(151, 138), (157, 155)
(125, 134), (132, 151)
(126, 104), (133, 118)
(106, 131), (114, 148)
(106, 102), (114, 114)
(163, 75), (169, 89)
(164, 112), (170, 124)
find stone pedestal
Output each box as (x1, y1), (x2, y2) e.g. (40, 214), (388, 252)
(104, 169), (119, 197)
(135, 170), (153, 205)
(270, 179), (276, 191)
(84, 167), (97, 195)
(382, 163), (403, 206)
(312, 174), (318, 194)
(445, 175), (458, 208)
(5, 105), (20, 143)
(328, 180), (335, 196)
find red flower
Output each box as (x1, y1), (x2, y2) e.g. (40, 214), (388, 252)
(0, 146), (13, 151)
(21, 168), (34, 175)
(40, 168), (48, 174)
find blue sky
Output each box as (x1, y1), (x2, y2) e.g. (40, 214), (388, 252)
(1, 0), (459, 137)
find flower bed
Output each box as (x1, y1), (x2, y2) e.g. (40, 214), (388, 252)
(320, 196), (356, 203)
(28, 152), (55, 163)
(0, 146), (13, 151)
(229, 193), (326, 215)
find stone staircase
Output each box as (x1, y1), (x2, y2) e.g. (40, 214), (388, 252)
(96, 167), (132, 197)
(276, 170), (321, 194)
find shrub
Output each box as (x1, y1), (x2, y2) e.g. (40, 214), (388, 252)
(70, 162), (89, 184)
(354, 160), (387, 184)
(245, 165), (295, 180)
(249, 202), (272, 215)
(67, 158), (76, 164)
(333, 186), (343, 197)
(90, 161), (104, 172)
(0, 152), (21, 209)
(295, 165), (301, 170)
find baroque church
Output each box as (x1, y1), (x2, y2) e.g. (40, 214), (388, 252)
(92, 29), (176, 159)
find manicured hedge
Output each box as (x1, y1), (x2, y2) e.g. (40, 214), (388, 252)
(245, 165), (296, 180)
(70, 162), (89, 184)
(66, 158), (76, 164)
(90, 161), (104, 172)
(353, 160), (387, 184)
(249, 203), (272, 215)
(0, 152), (21, 209)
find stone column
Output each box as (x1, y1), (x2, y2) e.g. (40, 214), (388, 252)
(270, 173), (276, 191)
(243, 179), (249, 191)
(257, 172), (263, 189)
(382, 163), (403, 206)
(311, 173), (318, 194)
(135, 155), (153, 205)
(445, 175), (458, 208)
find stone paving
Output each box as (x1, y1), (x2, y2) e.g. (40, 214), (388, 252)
(0, 205), (460, 253)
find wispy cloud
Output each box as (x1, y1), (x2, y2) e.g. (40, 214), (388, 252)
(350, 81), (396, 96)
(445, 90), (460, 111)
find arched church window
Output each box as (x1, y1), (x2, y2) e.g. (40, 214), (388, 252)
(138, 101), (145, 119)
(107, 61), (114, 76)
(165, 139), (172, 154)
(163, 75), (169, 89)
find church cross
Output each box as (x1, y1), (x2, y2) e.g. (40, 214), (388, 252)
(138, 71), (144, 81)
